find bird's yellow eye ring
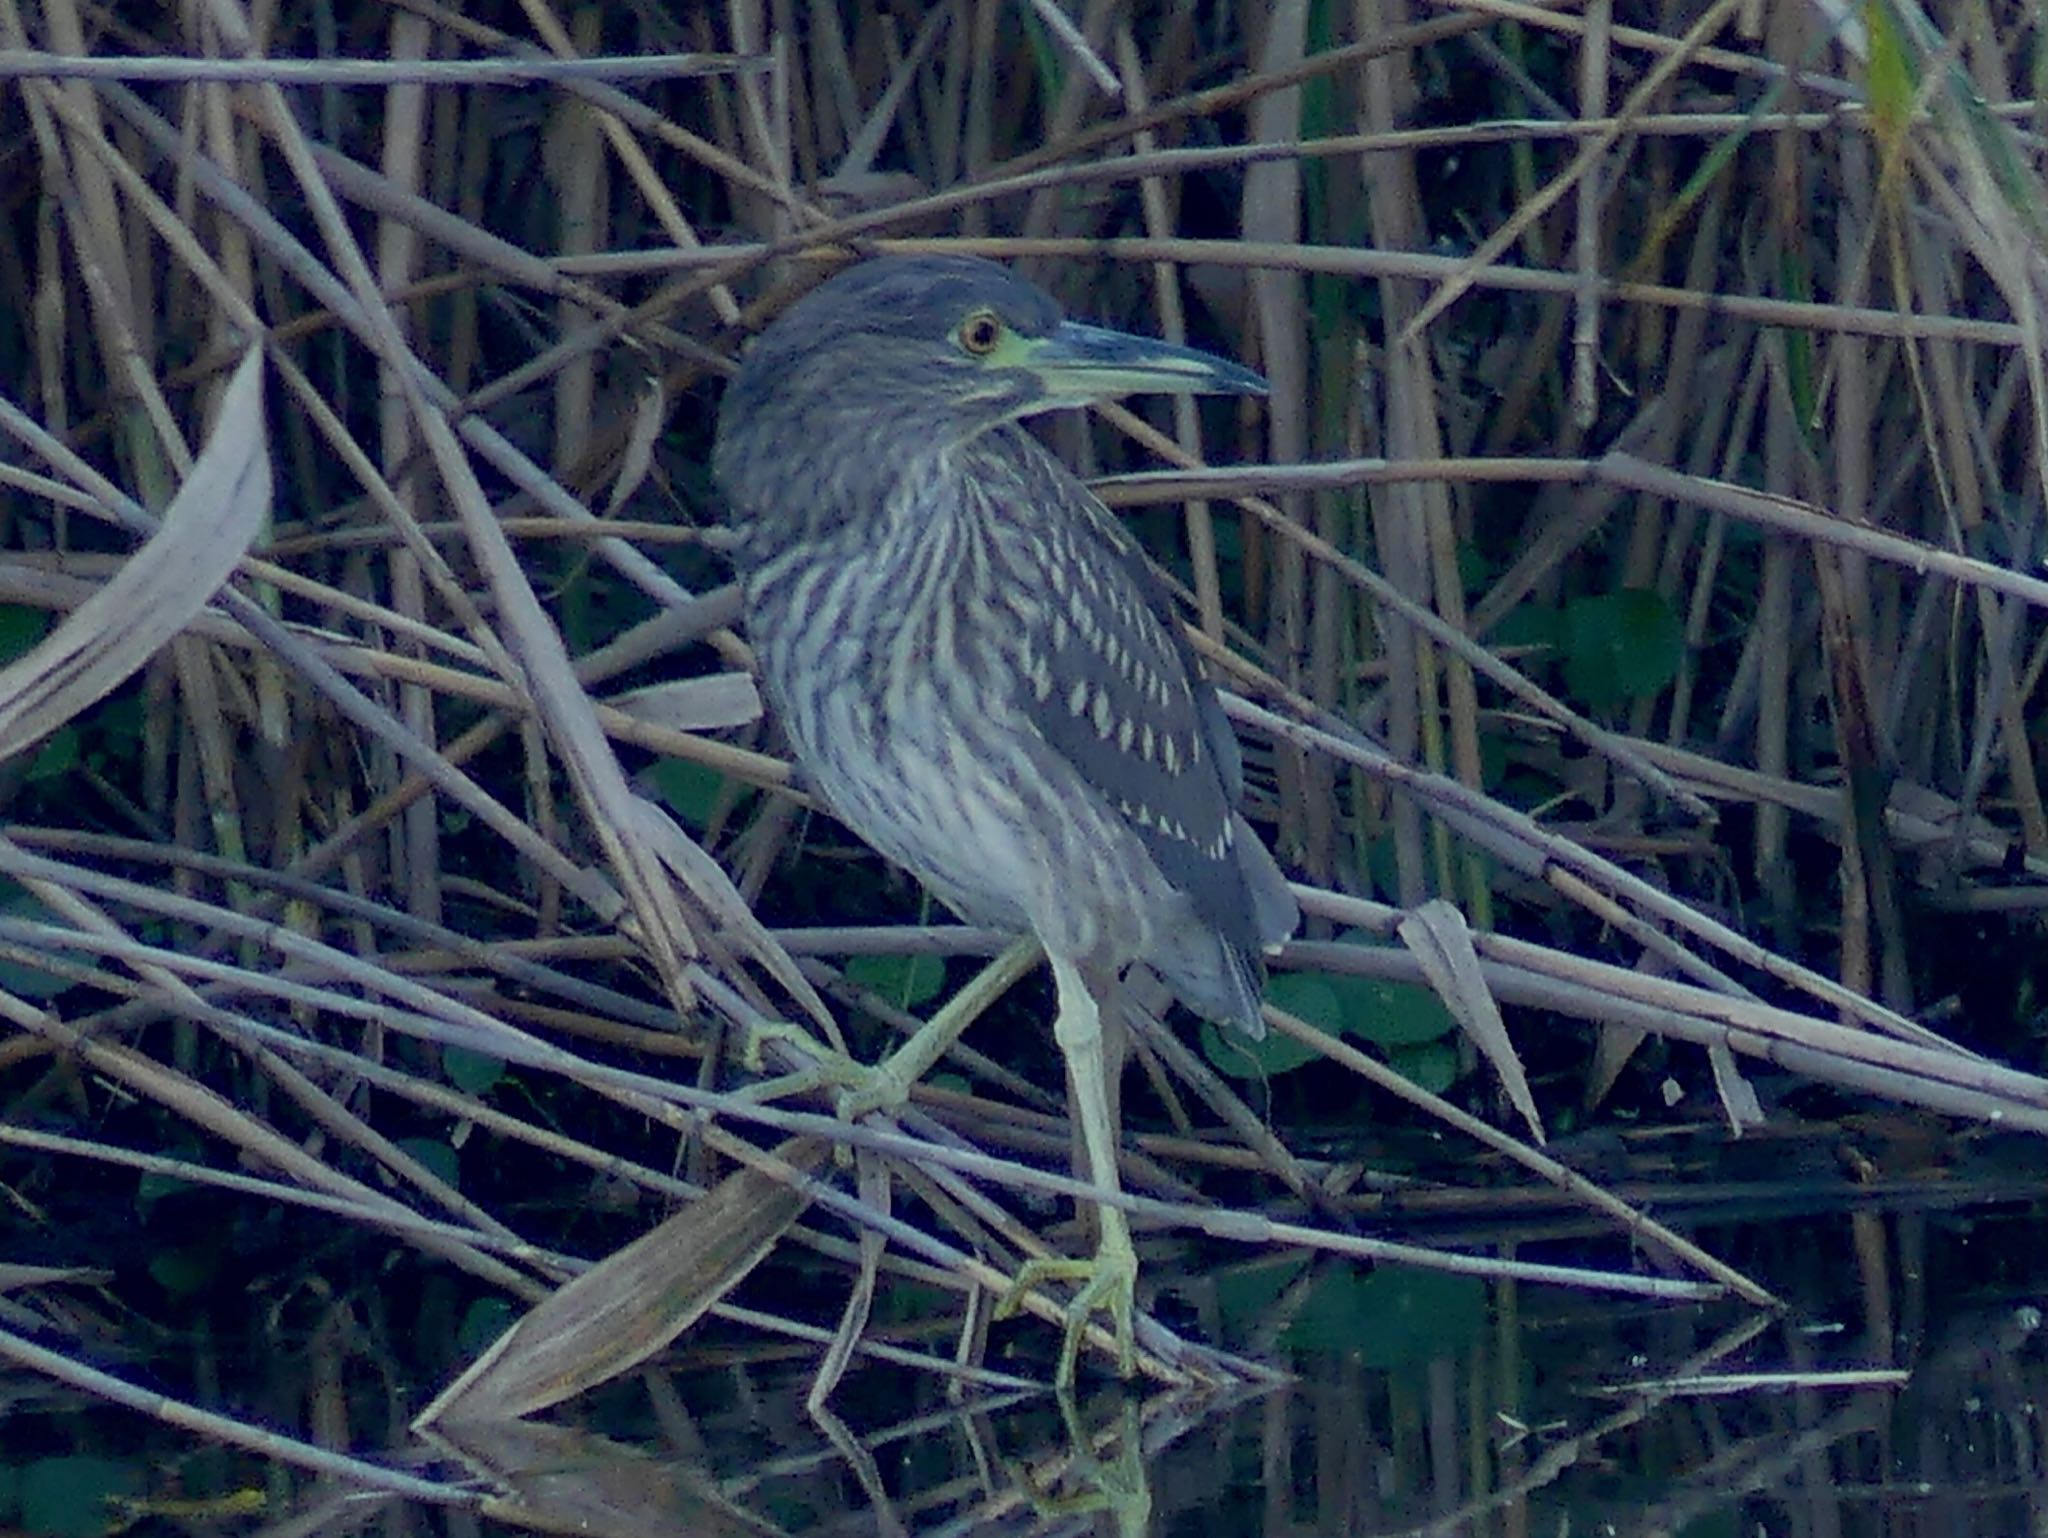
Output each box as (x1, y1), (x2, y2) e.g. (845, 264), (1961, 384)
(958, 310), (1004, 355)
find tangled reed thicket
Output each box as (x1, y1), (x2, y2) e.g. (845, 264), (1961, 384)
(0, 0), (2045, 1443)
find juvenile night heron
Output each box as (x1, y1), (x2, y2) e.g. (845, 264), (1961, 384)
(714, 254), (1297, 1383)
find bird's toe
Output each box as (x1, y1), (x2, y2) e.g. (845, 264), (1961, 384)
(996, 1230), (1140, 1388)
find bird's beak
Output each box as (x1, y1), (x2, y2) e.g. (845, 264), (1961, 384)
(1017, 321), (1268, 407)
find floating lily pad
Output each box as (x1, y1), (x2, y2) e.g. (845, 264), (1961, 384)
(21, 1456), (139, 1538)
(1281, 1263), (1489, 1365)
(442, 1045), (507, 1096)
(844, 952), (948, 1010)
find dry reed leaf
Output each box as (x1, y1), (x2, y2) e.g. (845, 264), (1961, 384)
(806, 1144), (888, 1414)
(601, 372), (665, 517)
(1704, 1041), (1765, 1133)
(607, 673), (762, 732)
(0, 347), (267, 765)
(627, 794), (838, 1035)
(0, 1264), (109, 1293)
(430, 1421), (791, 1538)
(415, 1136), (828, 1426)
(1397, 900), (1545, 1145)
(1585, 1023), (1649, 1112)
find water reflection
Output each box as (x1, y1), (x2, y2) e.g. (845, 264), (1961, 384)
(3, 1211), (2042, 1536)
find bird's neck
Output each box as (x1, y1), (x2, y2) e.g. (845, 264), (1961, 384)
(736, 416), (998, 568)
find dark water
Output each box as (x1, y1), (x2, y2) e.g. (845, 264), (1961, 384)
(2, 1198), (2043, 1536)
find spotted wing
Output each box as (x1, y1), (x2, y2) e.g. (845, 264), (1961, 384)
(987, 428), (1262, 953)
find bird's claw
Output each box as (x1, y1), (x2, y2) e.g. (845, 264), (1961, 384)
(833, 1062), (912, 1119)
(737, 1022), (908, 1114)
(995, 1235), (1140, 1388)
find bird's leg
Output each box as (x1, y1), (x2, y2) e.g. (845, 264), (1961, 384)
(1092, 973), (1130, 1230)
(997, 953), (1139, 1388)
(739, 938), (1041, 1113)
(836, 935), (1043, 1117)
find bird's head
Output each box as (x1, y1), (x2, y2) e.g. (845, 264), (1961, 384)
(713, 255), (1265, 522)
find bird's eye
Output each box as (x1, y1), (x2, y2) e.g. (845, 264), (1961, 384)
(958, 310), (1004, 355)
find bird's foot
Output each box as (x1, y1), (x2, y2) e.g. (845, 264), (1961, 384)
(736, 1022), (908, 1115)
(995, 1228), (1140, 1389)
(744, 939), (1045, 1115)
(832, 1061), (913, 1119)
(1012, 1396), (1153, 1536)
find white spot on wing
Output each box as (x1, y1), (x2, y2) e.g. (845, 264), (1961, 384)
(1071, 595), (1096, 648)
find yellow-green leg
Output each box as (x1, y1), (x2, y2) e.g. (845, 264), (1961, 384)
(836, 935), (1043, 1116)
(997, 952), (1139, 1388)
(741, 936), (1042, 1113)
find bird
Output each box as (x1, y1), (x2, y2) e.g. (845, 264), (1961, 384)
(713, 253), (1298, 1385)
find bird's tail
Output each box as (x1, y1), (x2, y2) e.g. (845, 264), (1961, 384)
(1145, 926), (1271, 1039)
(1146, 814), (1296, 1039)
